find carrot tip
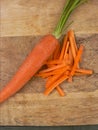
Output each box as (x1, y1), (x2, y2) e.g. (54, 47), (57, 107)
(68, 77), (73, 82)
(44, 91), (49, 96)
(59, 93), (65, 96)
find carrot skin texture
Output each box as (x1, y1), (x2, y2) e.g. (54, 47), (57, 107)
(0, 34), (58, 103)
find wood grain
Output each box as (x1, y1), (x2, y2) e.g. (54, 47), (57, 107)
(0, 0), (98, 126)
(1, 0), (98, 37)
(0, 34), (98, 126)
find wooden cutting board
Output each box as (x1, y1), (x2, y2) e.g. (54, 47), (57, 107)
(0, 0), (98, 126)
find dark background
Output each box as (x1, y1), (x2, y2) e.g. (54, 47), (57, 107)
(0, 126), (98, 130)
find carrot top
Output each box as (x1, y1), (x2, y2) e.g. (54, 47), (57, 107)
(52, 0), (86, 39)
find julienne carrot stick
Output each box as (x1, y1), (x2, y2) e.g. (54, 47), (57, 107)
(36, 70), (65, 78)
(44, 75), (68, 95)
(39, 63), (66, 73)
(45, 66), (66, 96)
(46, 76), (65, 96)
(45, 68), (67, 86)
(56, 86), (65, 96)
(68, 46), (74, 65)
(64, 41), (70, 59)
(76, 69), (93, 75)
(46, 41), (66, 97)
(68, 45), (84, 81)
(45, 60), (64, 65)
(0, 0), (87, 103)
(40, 44), (66, 96)
(69, 30), (78, 53)
(68, 30), (80, 68)
(59, 34), (68, 60)
(37, 65), (70, 77)
(68, 31), (77, 60)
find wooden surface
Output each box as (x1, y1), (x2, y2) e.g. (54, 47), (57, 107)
(1, 0), (98, 37)
(0, 0), (98, 126)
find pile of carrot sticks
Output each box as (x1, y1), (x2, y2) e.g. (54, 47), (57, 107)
(36, 30), (93, 96)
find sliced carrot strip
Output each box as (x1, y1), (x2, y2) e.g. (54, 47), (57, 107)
(44, 75), (68, 95)
(68, 31), (76, 60)
(69, 30), (78, 53)
(64, 53), (70, 65)
(59, 34), (68, 60)
(68, 77), (72, 82)
(39, 63), (66, 73)
(45, 68), (68, 88)
(64, 41), (70, 59)
(45, 59), (64, 65)
(76, 69), (93, 75)
(68, 46), (74, 65)
(37, 66), (70, 78)
(74, 72), (85, 76)
(69, 45), (84, 77)
(46, 77), (64, 96)
(68, 30), (80, 68)
(56, 86), (65, 96)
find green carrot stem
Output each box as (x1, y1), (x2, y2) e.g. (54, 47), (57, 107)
(52, 0), (86, 39)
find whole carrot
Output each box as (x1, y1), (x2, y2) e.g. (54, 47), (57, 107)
(0, 35), (58, 103)
(0, 0), (86, 103)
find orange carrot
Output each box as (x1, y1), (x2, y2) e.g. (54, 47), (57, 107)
(56, 86), (65, 96)
(74, 70), (93, 76)
(68, 46), (74, 65)
(53, 43), (61, 59)
(37, 66), (70, 78)
(45, 59), (64, 65)
(76, 69), (93, 75)
(64, 41), (70, 59)
(46, 64), (55, 68)
(53, 66), (71, 74)
(36, 73), (50, 78)
(64, 53), (70, 65)
(45, 66), (69, 87)
(45, 49), (66, 96)
(46, 74), (65, 96)
(69, 30), (78, 53)
(39, 63), (66, 73)
(68, 30), (80, 68)
(68, 77), (73, 82)
(59, 34), (68, 60)
(0, 35), (58, 103)
(46, 77), (53, 88)
(46, 63), (64, 96)
(44, 75), (68, 95)
(74, 73), (84, 76)
(69, 45), (84, 79)
(0, 0), (87, 103)
(46, 77), (65, 96)
(68, 31), (77, 60)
